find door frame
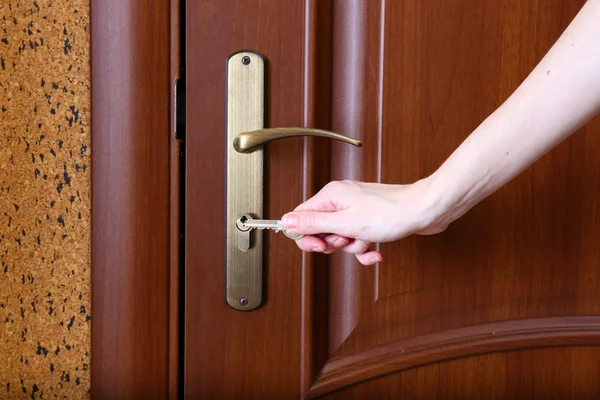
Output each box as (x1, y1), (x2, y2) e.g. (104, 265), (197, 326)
(90, 0), (180, 398)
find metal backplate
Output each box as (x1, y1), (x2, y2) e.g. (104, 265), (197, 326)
(225, 52), (264, 311)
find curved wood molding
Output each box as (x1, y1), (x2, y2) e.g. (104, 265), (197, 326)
(308, 316), (600, 398)
(329, 0), (386, 354)
(91, 0), (173, 398)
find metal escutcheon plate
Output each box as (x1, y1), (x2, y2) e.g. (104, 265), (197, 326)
(225, 51), (265, 311)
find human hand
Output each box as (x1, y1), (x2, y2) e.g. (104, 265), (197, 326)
(281, 179), (450, 266)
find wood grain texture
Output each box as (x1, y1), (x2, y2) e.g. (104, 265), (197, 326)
(328, 0), (385, 354)
(91, 0), (172, 398)
(300, 1), (333, 396)
(0, 0), (91, 397)
(309, 316), (600, 398)
(185, 0), (307, 398)
(186, 0), (600, 398)
(169, 0), (182, 398)
(331, 0), (598, 358)
(326, 346), (600, 399)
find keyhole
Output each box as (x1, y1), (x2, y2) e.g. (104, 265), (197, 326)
(236, 215), (252, 251)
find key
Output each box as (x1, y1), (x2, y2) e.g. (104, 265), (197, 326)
(240, 216), (304, 240)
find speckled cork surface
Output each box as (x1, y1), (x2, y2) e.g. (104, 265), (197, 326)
(0, 0), (90, 398)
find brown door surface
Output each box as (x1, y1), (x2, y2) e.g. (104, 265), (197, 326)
(185, 0), (600, 398)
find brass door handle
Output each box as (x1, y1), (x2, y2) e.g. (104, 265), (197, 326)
(225, 50), (364, 311)
(233, 127), (362, 153)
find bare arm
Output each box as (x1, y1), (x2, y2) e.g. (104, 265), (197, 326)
(283, 0), (600, 265)
(426, 0), (600, 225)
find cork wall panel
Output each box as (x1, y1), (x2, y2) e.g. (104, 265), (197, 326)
(0, 0), (90, 398)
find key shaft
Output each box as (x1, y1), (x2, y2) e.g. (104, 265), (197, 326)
(242, 219), (283, 230)
(241, 216), (304, 240)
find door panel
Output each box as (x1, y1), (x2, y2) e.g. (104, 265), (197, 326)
(185, 0), (308, 397)
(186, 0), (600, 398)
(326, 347), (600, 399)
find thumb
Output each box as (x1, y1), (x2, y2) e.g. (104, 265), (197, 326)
(282, 210), (344, 235)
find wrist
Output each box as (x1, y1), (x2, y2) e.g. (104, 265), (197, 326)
(406, 176), (454, 231)
(416, 171), (478, 231)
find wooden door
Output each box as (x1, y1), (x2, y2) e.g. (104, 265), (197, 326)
(185, 0), (600, 398)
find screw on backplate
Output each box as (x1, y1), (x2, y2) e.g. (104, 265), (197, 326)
(240, 298), (249, 307)
(241, 56), (251, 65)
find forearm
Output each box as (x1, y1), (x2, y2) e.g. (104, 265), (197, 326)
(425, 0), (600, 223)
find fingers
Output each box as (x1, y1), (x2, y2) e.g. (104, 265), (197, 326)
(282, 210), (346, 236)
(295, 234), (350, 253)
(293, 235), (382, 265)
(340, 239), (371, 254)
(322, 235), (350, 254)
(294, 235), (329, 252)
(356, 251), (383, 266)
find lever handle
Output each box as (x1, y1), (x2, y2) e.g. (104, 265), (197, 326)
(233, 127), (362, 153)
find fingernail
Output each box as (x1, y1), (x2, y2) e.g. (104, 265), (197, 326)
(334, 238), (348, 247)
(370, 256), (381, 263)
(312, 247), (324, 252)
(282, 213), (298, 229)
